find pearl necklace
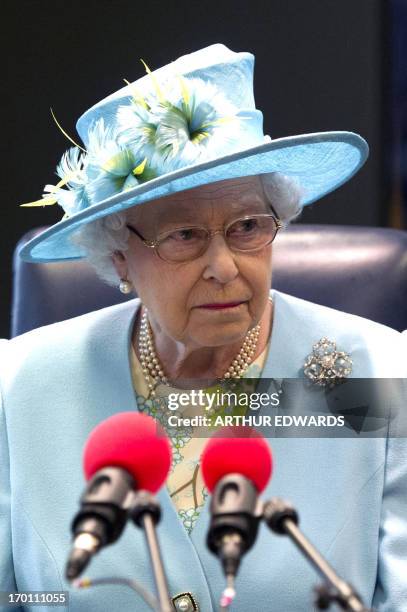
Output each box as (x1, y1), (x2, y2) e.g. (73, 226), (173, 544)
(138, 308), (261, 397)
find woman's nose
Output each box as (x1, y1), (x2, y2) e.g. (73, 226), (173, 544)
(201, 233), (239, 283)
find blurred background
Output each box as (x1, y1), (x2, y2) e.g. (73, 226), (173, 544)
(1, 0), (406, 339)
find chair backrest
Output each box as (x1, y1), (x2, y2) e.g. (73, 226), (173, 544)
(11, 225), (407, 337)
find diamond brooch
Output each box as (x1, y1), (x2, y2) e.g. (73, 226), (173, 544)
(303, 338), (352, 387)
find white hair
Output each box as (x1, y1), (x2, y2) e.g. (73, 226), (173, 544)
(71, 172), (303, 286)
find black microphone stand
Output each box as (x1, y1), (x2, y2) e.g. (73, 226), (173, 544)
(262, 498), (374, 612)
(130, 491), (175, 612)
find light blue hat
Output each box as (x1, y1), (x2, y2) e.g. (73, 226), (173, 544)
(20, 43), (368, 262)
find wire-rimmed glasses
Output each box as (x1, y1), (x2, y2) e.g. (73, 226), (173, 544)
(126, 214), (283, 263)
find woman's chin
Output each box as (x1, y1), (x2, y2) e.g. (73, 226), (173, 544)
(188, 304), (255, 346)
(190, 323), (252, 348)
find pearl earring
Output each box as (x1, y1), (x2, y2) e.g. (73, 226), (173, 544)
(119, 279), (133, 294)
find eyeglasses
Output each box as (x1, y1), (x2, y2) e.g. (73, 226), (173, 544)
(126, 213), (283, 263)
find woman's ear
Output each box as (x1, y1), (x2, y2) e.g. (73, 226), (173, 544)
(111, 250), (128, 280)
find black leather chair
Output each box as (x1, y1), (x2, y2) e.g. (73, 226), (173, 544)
(11, 225), (407, 337)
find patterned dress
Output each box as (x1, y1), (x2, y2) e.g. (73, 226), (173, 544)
(130, 344), (269, 534)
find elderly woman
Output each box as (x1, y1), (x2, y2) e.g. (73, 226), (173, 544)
(0, 44), (406, 612)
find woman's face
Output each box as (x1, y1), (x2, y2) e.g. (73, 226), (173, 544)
(112, 176), (274, 349)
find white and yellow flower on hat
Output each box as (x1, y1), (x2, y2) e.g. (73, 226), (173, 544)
(117, 76), (241, 170)
(84, 118), (153, 205)
(41, 146), (89, 217)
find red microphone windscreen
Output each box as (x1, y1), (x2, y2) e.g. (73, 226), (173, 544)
(201, 426), (272, 493)
(83, 412), (172, 493)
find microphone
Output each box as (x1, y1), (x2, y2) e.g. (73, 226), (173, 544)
(66, 412), (171, 581)
(201, 426), (272, 580)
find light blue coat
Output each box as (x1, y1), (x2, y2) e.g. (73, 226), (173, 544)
(0, 291), (406, 612)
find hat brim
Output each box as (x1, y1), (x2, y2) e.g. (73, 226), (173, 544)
(20, 131), (368, 262)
